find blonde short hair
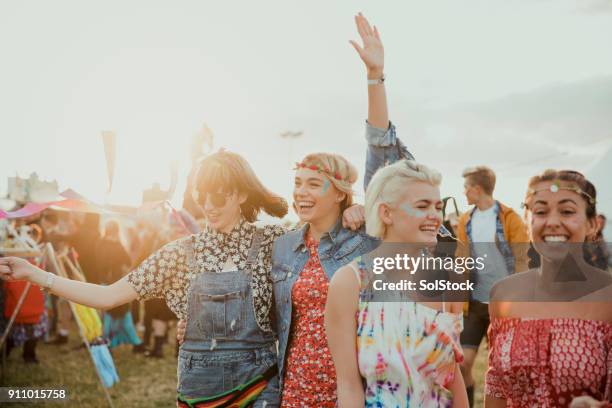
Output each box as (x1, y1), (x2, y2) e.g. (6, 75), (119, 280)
(365, 160), (441, 238)
(299, 152), (358, 212)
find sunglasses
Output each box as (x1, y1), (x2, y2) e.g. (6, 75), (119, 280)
(201, 192), (232, 208)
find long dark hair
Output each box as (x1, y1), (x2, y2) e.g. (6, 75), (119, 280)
(193, 151), (288, 222)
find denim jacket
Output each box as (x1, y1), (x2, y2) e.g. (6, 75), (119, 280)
(271, 219), (379, 390)
(364, 120), (415, 191)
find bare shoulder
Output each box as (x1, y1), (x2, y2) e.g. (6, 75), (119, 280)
(577, 283), (612, 301)
(450, 301), (464, 315)
(326, 262), (361, 316)
(330, 262), (361, 291)
(489, 268), (539, 301)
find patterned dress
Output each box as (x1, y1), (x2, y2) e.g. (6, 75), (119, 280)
(281, 237), (337, 407)
(354, 259), (464, 408)
(486, 317), (612, 407)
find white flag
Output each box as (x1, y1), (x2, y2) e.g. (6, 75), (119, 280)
(101, 131), (116, 193)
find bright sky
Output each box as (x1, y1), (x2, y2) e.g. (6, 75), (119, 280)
(2, 0), (611, 221)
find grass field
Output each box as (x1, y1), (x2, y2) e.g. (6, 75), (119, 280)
(2, 326), (488, 407)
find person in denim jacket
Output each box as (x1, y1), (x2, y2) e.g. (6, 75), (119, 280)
(168, 153), (371, 406)
(271, 152), (381, 407)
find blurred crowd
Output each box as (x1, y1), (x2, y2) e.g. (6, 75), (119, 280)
(0, 206), (199, 364)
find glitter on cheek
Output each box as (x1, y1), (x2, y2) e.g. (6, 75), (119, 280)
(400, 203), (426, 218)
(321, 179), (330, 194)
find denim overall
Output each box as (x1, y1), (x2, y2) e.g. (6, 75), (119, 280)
(178, 229), (279, 407)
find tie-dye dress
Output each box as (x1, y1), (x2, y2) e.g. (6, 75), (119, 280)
(353, 259), (464, 408)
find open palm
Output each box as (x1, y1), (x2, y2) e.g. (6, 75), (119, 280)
(350, 13), (384, 74)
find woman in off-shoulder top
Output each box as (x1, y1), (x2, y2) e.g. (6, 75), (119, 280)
(486, 169), (612, 408)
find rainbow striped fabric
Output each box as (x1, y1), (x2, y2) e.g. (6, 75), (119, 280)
(177, 366), (276, 408)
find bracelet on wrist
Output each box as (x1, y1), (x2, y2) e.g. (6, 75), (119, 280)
(43, 271), (55, 291)
(367, 73), (385, 86)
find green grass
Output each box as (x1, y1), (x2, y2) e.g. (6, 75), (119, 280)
(2, 326), (488, 407)
(1, 325), (178, 407)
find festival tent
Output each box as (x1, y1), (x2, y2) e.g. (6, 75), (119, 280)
(0, 189), (198, 234)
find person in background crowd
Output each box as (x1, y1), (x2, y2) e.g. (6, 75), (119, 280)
(96, 220), (131, 285)
(455, 166), (529, 406)
(39, 211), (71, 345)
(96, 220), (142, 349)
(1, 258), (47, 364)
(585, 214), (610, 271)
(486, 170), (612, 407)
(67, 213), (102, 284)
(130, 224), (159, 355)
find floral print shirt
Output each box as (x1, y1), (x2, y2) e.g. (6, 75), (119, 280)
(127, 218), (285, 331)
(281, 236), (337, 407)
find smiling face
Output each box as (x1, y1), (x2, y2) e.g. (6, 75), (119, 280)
(527, 180), (597, 260)
(293, 168), (344, 224)
(382, 181), (443, 244)
(198, 190), (246, 233)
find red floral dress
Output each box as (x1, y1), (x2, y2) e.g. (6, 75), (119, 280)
(281, 237), (337, 407)
(486, 317), (612, 407)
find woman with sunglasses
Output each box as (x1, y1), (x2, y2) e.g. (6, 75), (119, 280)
(1, 151), (290, 407)
(485, 170), (612, 407)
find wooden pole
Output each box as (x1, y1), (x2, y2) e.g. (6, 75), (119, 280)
(45, 244), (115, 408)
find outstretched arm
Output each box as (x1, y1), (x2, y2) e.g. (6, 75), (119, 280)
(0, 256), (137, 309)
(1, 238), (185, 311)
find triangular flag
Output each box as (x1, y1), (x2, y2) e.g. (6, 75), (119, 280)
(101, 131), (117, 193)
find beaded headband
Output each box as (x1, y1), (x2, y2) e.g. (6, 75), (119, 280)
(522, 180), (596, 208)
(293, 162), (348, 182)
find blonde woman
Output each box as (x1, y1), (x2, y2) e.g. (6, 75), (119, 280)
(325, 159), (468, 407)
(271, 152), (380, 407)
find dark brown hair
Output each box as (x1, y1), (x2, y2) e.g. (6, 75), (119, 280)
(193, 151), (288, 222)
(526, 169), (597, 219)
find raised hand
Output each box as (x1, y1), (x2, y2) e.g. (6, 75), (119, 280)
(349, 13), (384, 77)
